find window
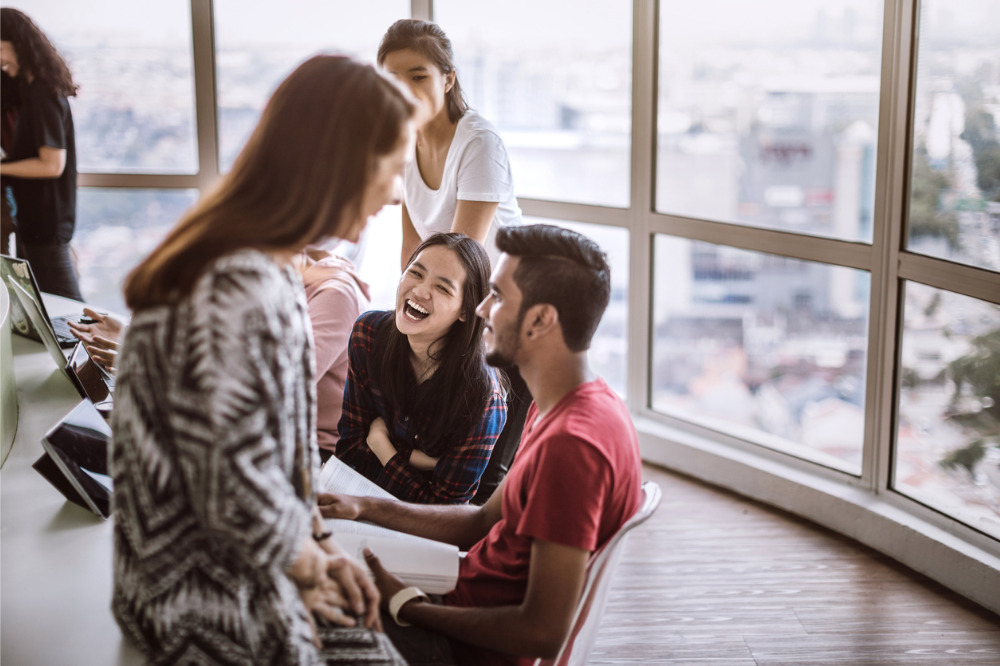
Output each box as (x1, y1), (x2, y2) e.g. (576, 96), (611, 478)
(75, 189), (198, 312)
(906, 0), (1000, 273)
(434, 0), (632, 207)
(895, 283), (1000, 538)
(214, 0), (408, 171)
(17, 0), (197, 173)
(651, 235), (869, 473)
(657, 0), (883, 242)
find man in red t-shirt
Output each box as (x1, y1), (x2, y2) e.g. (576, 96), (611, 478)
(319, 224), (643, 665)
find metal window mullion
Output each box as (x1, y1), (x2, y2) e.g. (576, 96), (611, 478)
(864, 0), (919, 494)
(413, 0), (432, 21)
(191, 0), (220, 193)
(629, 0), (657, 412)
(899, 253), (1000, 305)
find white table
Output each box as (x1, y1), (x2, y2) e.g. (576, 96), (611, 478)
(1, 293), (143, 665)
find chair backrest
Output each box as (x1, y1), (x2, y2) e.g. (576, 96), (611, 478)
(534, 481), (662, 666)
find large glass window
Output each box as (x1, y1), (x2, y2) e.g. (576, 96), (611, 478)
(651, 235), (870, 473)
(16, 0), (197, 173)
(656, 0), (883, 242)
(214, 0), (407, 171)
(433, 1), (632, 208)
(74, 189), (198, 312)
(895, 282), (1000, 538)
(907, 0), (1000, 273)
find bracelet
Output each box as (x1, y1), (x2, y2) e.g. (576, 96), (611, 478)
(388, 586), (429, 627)
(313, 531), (333, 542)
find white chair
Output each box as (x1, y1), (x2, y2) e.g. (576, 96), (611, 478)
(534, 480), (662, 666)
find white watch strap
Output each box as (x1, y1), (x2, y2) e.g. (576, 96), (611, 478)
(388, 586), (428, 627)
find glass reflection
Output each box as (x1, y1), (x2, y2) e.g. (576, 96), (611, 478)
(907, 0), (1000, 273)
(434, 0), (633, 208)
(895, 282), (1000, 538)
(657, 0), (883, 242)
(15, 0), (197, 173)
(652, 235), (870, 472)
(74, 189), (198, 312)
(214, 0), (408, 171)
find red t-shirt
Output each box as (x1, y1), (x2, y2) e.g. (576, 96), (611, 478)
(445, 378), (643, 666)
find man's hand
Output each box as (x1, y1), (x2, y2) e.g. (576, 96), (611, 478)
(68, 308), (124, 345)
(317, 492), (364, 520)
(363, 548), (410, 612)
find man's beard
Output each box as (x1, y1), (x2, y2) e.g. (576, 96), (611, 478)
(485, 347), (516, 369)
(484, 324), (520, 369)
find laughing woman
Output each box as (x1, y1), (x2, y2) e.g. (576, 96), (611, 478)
(335, 232), (506, 504)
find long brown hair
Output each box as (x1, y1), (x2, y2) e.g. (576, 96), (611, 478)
(0, 8), (78, 98)
(377, 18), (468, 124)
(124, 55), (415, 310)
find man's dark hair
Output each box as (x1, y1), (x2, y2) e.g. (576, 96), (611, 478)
(496, 224), (611, 352)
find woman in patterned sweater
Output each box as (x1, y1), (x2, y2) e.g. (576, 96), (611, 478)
(109, 56), (415, 665)
(335, 232), (507, 504)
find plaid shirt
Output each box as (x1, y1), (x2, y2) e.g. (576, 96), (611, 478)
(335, 310), (507, 504)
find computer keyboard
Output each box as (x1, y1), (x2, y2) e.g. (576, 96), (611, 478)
(50, 315), (80, 348)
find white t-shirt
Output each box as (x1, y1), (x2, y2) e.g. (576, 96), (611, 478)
(403, 109), (521, 266)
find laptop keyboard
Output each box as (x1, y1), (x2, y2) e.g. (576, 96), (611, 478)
(50, 315), (80, 348)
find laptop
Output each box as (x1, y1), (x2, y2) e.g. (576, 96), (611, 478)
(66, 341), (115, 416)
(5, 277), (71, 371)
(0, 254), (82, 348)
(2, 260), (115, 412)
(32, 399), (113, 519)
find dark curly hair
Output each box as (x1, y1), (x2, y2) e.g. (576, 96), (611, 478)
(1, 8), (77, 98)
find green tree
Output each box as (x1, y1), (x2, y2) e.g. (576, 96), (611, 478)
(948, 328), (1000, 422)
(961, 106), (1000, 201)
(940, 439), (987, 476)
(908, 148), (959, 247)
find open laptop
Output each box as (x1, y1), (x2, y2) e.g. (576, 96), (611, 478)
(32, 399), (113, 519)
(5, 277), (72, 371)
(0, 254), (82, 348)
(66, 341), (115, 416)
(2, 258), (115, 412)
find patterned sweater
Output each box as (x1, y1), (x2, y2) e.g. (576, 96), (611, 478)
(109, 250), (400, 665)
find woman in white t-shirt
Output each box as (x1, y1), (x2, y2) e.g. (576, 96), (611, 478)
(378, 18), (521, 270)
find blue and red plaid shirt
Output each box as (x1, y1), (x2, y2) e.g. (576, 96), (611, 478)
(335, 310), (507, 504)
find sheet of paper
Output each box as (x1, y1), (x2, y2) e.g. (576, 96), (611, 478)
(319, 456), (395, 499)
(333, 530), (459, 595)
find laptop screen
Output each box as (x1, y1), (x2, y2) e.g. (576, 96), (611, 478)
(0, 254), (56, 343)
(67, 342), (113, 406)
(5, 278), (67, 370)
(38, 400), (113, 519)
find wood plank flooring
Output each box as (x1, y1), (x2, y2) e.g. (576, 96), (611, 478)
(589, 464), (1000, 664)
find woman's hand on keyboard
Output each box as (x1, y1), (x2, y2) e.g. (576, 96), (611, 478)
(69, 308), (124, 345)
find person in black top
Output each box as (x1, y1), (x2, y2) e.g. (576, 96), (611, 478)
(1, 8), (81, 300)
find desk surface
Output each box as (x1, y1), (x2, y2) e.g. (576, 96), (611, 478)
(1, 294), (143, 665)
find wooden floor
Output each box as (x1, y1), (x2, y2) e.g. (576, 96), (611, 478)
(589, 464), (1000, 664)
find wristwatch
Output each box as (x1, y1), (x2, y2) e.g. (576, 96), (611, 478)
(388, 586), (429, 626)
